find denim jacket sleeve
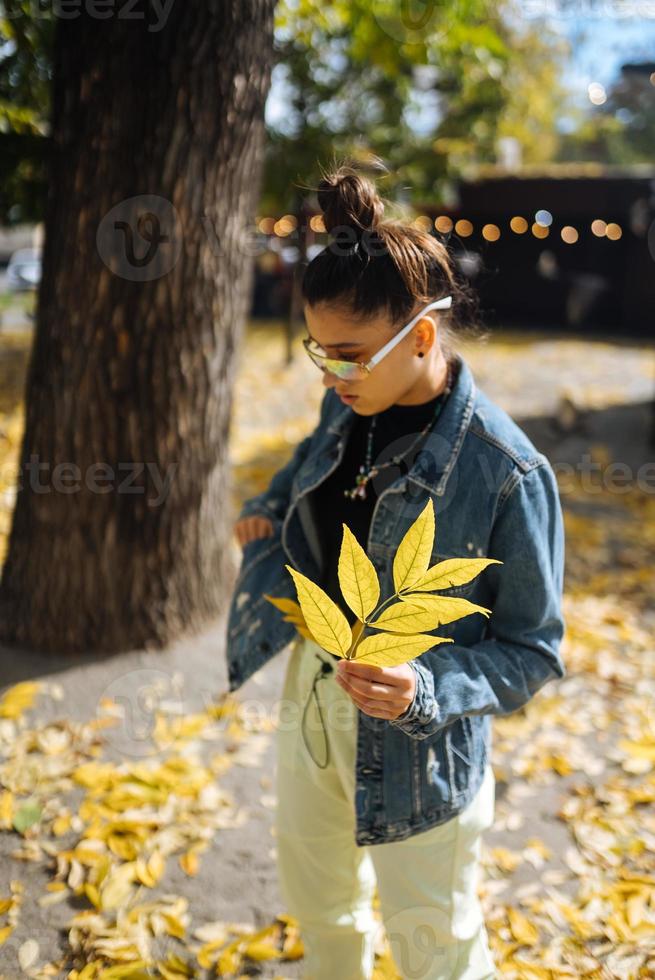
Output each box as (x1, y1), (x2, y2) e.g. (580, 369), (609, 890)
(390, 459), (566, 739)
(236, 388), (334, 525)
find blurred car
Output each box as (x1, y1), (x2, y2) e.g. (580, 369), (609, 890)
(6, 247), (41, 291)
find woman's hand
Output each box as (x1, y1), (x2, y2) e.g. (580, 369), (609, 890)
(234, 515), (275, 549)
(335, 659), (416, 720)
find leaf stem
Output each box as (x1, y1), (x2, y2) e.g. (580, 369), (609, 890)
(346, 591), (401, 659)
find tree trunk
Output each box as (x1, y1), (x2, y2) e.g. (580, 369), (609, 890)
(0, 0), (276, 653)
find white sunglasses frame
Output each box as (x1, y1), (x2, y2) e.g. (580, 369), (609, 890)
(304, 295), (453, 379)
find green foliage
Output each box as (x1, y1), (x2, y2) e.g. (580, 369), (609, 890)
(261, 0), (578, 215)
(0, 1), (53, 222)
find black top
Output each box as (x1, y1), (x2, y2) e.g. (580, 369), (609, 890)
(308, 376), (455, 627)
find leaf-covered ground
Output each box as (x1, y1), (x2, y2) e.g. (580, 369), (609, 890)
(0, 321), (654, 978)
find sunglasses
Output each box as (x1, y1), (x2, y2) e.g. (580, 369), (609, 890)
(302, 296), (452, 381)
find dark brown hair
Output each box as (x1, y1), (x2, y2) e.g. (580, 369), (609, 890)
(300, 155), (487, 360)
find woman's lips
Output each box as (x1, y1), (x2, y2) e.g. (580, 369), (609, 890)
(339, 394), (358, 404)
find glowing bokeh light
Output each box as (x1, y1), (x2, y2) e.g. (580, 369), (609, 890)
(435, 215), (454, 233)
(482, 224), (500, 242)
(588, 82), (607, 105)
(455, 219), (473, 236)
(561, 226), (579, 244)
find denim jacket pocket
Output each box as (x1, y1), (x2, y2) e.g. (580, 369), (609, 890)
(228, 528), (288, 641)
(415, 716), (477, 809)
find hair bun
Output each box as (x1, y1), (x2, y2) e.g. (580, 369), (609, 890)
(317, 158), (386, 238)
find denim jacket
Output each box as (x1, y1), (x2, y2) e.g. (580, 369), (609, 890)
(225, 352), (566, 845)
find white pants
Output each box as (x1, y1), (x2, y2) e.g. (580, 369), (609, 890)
(274, 635), (497, 980)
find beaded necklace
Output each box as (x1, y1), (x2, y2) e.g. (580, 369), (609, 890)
(343, 360), (455, 501)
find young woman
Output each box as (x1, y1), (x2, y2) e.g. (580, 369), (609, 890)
(228, 159), (566, 980)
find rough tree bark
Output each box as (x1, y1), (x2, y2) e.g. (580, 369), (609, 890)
(0, 0), (277, 652)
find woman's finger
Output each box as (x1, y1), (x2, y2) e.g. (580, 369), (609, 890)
(337, 673), (397, 702)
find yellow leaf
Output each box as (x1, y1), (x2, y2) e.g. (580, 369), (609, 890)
(0, 790), (13, 829)
(337, 523), (380, 622)
(264, 594), (303, 617)
(392, 499), (435, 594)
(179, 850), (199, 876)
(618, 738), (655, 762)
(507, 907), (539, 945)
(285, 565), (352, 657)
(0, 681), (41, 719)
(196, 939), (225, 969)
(398, 593), (491, 624)
(83, 882), (101, 909)
(407, 556), (502, 592)
(369, 601), (446, 634)
(52, 813), (71, 836)
(216, 939), (243, 975)
(99, 863), (137, 910)
(135, 851), (165, 887)
(354, 631), (452, 667)
(161, 912), (187, 939)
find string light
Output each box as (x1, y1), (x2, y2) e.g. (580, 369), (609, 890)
(435, 215), (453, 233)
(258, 217), (275, 235)
(455, 219), (473, 236)
(482, 224), (500, 241)
(266, 210), (627, 245)
(414, 215), (432, 232)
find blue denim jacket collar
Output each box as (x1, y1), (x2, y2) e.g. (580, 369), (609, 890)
(320, 353), (477, 498)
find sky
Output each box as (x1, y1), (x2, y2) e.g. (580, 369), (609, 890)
(266, 8), (655, 132)
(553, 10), (655, 96)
